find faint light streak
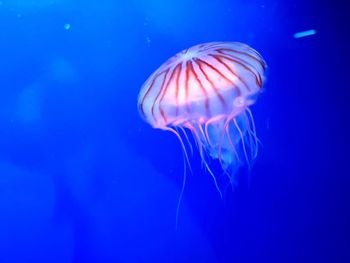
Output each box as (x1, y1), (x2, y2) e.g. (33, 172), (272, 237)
(293, 29), (317, 39)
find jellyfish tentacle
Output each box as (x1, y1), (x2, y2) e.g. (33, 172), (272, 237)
(225, 116), (242, 185)
(176, 150), (187, 230)
(225, 117), (240, 162)
(233, 118), (251, 168)
(193, 122), (208, 165)
(217, 118), (234, 182)
(246, 108), (261, 158)
(161, 127), (190, 229)
(197, 123), (208, 145)
(162, 126), (192, 174)
(245, 109), (260, 160)
(185, 121), (223, 198)
(196, 122), (213, 165)
(177, 126), (193, 157)
(184, 122), (200, 151)
(203, 158), (223, 199)
(242, 111), (255, 160)
(204, 115), (225, 148)
(186, 123), (209, 170)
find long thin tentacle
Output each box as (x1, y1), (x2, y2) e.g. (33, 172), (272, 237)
(225, 118), (240, 162)
(242, 111), (255, 160)
(184, 122), (200, 151)
(197, 123), (208, 144)
(185, 123), (207, 168)
(196, 123), (212, 163)
(216, 118), (234, 181)
(233, 118), (251, 169)
(203, 159), (223, 199)
(246, 108), (261, 158)
(162, 127), (192, 174)
(175, 151), (187, 230)
(186, 122), (223, 198)
(177, 126), (193, 157)
(204, 115), (225, 148)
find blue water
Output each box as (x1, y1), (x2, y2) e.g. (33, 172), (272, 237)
(0, 1), (349, 262)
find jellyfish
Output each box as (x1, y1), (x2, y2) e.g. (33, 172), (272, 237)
(138, 42), (267, 213)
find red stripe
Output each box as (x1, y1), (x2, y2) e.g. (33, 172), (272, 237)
(193, 57), (227, 108)
(151, 68), (170, 122)
(140, 68), (168, 117)
(188, 60), (210, 116)
(217, 48), (266, 74)
(214, 53), (263, 88)
(175, 63), (182, 116)
(159, 63), (181, 124)
(199, 42), (223, 52)
(140, 76), (157, 117)
(195, 57), (235, 85)
(209, 54), (248, 93)
(185, 61), (191, 112)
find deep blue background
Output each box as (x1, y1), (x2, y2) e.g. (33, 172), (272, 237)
(0, 0), (349, 262)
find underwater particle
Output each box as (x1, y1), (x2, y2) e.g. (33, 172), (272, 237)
(146, 36), (151, 46)
(143, 17), (149, 26)
(64, 23), (71, 30)
(293, 29), (317, 39)
(137, 42), (267, 224)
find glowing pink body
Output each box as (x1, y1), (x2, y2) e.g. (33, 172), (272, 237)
(138, 42), (267, 193)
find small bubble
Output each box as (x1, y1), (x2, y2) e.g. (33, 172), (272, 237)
(64, 23), (71, 30)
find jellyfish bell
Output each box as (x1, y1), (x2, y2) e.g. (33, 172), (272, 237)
(138, 41), (267, 192)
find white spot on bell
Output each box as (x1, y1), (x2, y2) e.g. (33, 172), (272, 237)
(233, 96), (245, 108)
